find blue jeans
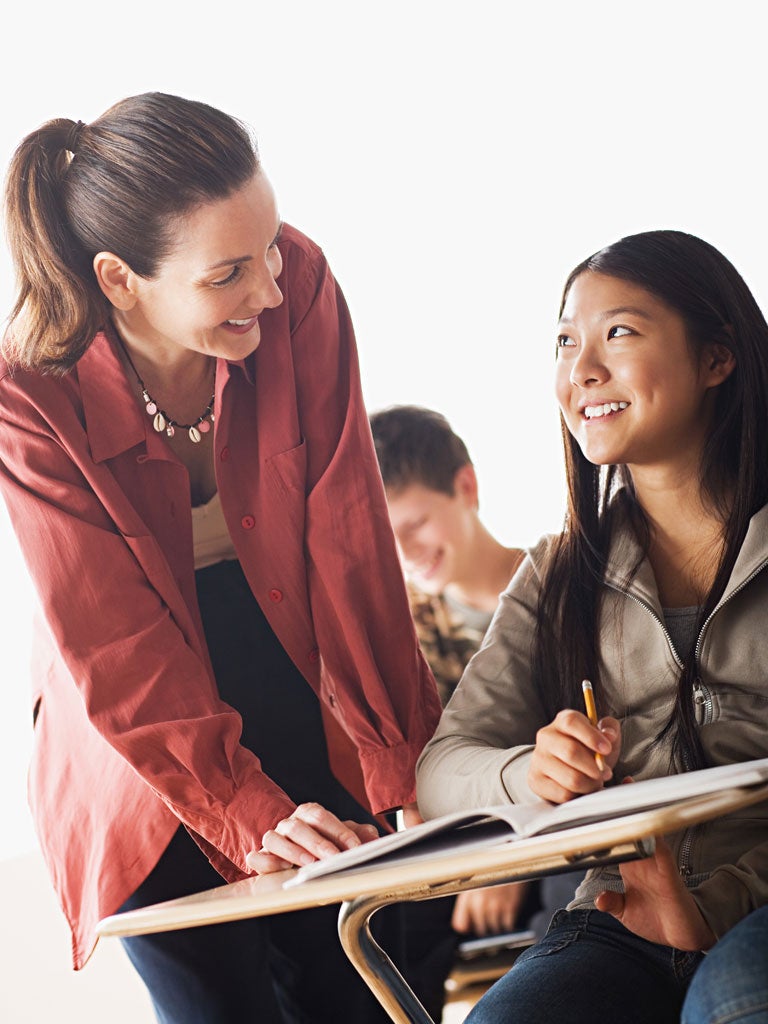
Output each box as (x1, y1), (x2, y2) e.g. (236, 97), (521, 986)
(466, 909), (703, 1024)
(682, 907), (768, 1024)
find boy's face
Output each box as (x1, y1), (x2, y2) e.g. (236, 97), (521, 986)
(385, 469), (478, 594)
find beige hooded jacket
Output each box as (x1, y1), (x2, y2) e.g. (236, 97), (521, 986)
(416, 501), (768, 939)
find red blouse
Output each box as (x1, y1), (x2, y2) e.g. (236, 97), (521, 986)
(0, 224), (441, 968)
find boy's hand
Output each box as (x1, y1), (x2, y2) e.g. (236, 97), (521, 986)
(452, 881), (529, 936)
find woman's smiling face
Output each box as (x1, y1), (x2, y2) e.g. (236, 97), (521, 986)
(111, 170), (285, 363)
(555, 271), (730, 477)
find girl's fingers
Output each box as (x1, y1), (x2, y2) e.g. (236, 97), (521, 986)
(530, 711), (617, 800)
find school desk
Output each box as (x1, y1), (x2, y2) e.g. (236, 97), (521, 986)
(96, 783), (768, 1024)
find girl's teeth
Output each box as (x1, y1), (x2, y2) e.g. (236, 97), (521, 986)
(585, 401), (628, 419)
(227, 318), (252, 326)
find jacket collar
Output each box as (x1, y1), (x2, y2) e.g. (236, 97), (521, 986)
(604, 490), (768, 610)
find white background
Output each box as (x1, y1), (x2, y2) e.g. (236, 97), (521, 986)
(2, 0), (767, 863)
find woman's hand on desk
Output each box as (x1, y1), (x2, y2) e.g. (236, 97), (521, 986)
(528, 710), (621, 803)
(245, 803), (379, 874)
(452, 881), (529, 936)
(595, 835), (716, 951)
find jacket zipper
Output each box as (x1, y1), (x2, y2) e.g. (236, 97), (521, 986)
(607, 555), (768, 877)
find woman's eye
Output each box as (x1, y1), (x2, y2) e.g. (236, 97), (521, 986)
(557, 334), (576, 348)
(608, 325), (633, 338)
(267, 243), (283, 272)
(210, 266), (242, 288)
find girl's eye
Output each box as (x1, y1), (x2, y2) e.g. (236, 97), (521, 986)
(608, 325), (633, 338)
(210, 265), (242, 288)
(557, 334), (576, 348)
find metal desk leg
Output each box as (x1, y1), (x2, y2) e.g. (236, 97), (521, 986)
(336, 839), (656, 1023)
(338, 894), (436, 1024)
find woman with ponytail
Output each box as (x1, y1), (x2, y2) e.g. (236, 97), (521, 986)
(416, 229), (768, 1023)
(1, 93), (441, 1023)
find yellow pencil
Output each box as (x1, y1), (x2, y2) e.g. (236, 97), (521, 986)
(581, 679), (605, 771)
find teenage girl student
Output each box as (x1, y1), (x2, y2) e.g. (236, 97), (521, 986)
(416, 229), (768, 1023)
(0, 93), (441, 1024)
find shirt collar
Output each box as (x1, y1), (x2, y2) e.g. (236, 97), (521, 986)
(78, 325), (256, 463)
(78, 326), (146, 463)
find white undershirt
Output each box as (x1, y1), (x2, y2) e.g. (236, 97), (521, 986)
(191, 491), (238, 569)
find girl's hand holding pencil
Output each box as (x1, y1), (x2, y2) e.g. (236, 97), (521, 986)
(527, 679), (621, 804)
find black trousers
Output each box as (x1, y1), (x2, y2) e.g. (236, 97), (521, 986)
(120, 560), (428, 1024)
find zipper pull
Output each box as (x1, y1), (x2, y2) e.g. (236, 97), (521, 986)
(692, 676), (711, 726)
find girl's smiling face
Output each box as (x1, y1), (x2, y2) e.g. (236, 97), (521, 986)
(555, 271), (734, 479)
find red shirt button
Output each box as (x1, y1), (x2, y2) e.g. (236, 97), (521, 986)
(308, 648), (320, 663)
(220, 446), (230, 462)
(328, 693), (337, 707)
(241, 515), (255, 530)
(269, 589), (283, 603)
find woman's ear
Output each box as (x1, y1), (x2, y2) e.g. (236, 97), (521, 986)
(92, 252), (138, 310)
(703, 342), (736, 389)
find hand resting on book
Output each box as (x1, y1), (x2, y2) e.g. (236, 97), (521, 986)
(246, 803), (380, 873)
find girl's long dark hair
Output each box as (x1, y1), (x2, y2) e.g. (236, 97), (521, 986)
(533, 230), (768, 770)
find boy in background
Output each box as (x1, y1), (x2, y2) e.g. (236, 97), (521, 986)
(369, 404), (530, 940)
(370, 405), (585, 999)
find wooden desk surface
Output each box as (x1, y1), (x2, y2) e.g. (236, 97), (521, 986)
(96, 783), (768, 941)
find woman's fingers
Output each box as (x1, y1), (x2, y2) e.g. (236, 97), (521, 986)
(346, 821), (380, 843)
(245, 849), (293, 874)
(249, 804), (380, 872)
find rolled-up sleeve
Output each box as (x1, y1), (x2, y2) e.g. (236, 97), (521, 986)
(285, 246), (442, 812)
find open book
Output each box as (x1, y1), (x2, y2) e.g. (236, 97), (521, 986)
(284, 756), (768, 888)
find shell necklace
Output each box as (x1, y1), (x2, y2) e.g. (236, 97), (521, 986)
(119, 338), (215, 444)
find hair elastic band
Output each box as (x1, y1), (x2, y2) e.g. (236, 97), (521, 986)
(65, 120), (85, 154)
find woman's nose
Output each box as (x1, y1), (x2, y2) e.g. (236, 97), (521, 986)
(251, 272), (283, 311)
